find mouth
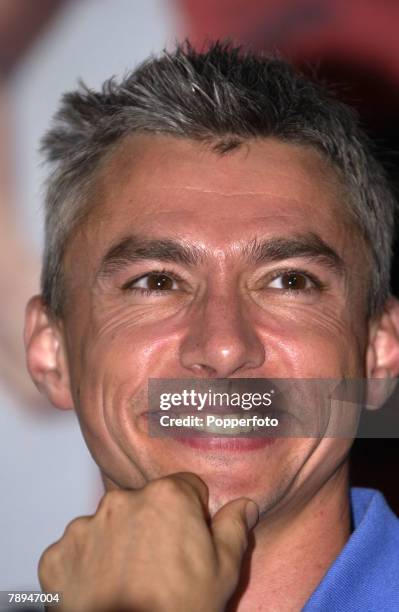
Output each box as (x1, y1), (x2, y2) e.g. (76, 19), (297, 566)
(139, 377), (319, 451)
(171, 434), (279, 451)
(142, 409), (286, 452)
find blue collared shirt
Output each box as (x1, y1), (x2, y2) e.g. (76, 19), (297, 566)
(304, 487), (399, 611)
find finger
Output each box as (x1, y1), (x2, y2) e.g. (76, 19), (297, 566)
(167, 472), (209, 511)
(211, 498), (258, 575)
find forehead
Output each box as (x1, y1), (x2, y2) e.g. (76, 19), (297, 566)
(66, 134), (358, 277)
(85, 134), (350, 241)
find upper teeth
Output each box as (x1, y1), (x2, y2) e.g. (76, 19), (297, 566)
(194, 414), (264, 435)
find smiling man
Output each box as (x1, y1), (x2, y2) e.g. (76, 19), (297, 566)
(24, 42), (399, 611)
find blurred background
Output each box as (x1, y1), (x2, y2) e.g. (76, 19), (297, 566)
(1, 0), (398, 590)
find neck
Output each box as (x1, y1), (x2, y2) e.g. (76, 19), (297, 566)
(228, 462), (351, 612)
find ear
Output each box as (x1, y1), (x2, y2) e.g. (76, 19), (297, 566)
(366, 297), (399, 409)
(24, 295), (74, 410)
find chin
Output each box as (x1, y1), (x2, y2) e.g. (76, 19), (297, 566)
(201, 470), (291, 518)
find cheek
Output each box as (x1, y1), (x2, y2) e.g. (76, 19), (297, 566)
(69, 304), (186, 407)
(63, 307), (185, 487)
(254, 302), (366, 377)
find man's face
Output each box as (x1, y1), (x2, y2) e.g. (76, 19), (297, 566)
(57, 135), (370, 515)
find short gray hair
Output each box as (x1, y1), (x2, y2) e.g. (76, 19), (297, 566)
(40, 41), (396, 317)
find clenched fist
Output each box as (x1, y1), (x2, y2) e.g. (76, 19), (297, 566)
(39, 473), (259, 612)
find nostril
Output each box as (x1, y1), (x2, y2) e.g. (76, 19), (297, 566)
(189, 363), (218, 378)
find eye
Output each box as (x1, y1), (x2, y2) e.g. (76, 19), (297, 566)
(123, 272), (179, 293)
(268, 271), (318, 292)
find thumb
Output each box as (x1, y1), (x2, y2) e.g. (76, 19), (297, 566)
(211, 498), (258, 578)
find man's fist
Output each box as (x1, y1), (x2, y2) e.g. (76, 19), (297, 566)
(39, 473), (259, 612)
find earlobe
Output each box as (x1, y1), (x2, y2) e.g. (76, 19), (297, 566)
(24, 295), (74, 410)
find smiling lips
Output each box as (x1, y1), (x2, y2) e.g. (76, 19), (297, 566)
(143, 407), (285, 453)
(172, 435), (279, 451)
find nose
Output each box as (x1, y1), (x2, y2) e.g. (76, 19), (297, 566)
(180, 291), (265, 377)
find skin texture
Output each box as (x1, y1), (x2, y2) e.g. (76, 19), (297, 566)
(25, 135), (399, 611)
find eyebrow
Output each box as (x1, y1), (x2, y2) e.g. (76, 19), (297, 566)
(96, 236), (205, 279)
(245, 233), (345, 274)
(96, 232), (346, 280)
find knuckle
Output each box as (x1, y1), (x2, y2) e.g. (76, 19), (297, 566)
(63, 515), (90, 538)
(38, 546), (51, 571)
(173, 473), (209, 510)
(97, 489), (129, 514)
(38, 544), (59, 583)
(146, 476), (183, 500)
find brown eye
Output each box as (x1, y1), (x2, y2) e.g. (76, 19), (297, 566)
(127, 272), (178, 292)
(269, 272), (314, 291)
(146, 273), (175, 290)
(282, 272), (308, 290)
